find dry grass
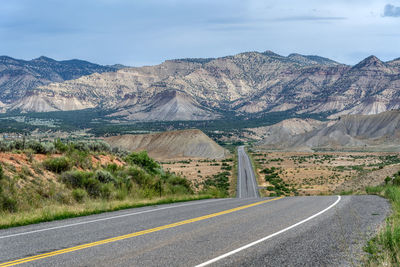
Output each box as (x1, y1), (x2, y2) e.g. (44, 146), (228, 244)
(0, 194), (211, 229)
(160, 158), (234, 192)
(229, 151), (238, 197)
(252, 151), (400, 195)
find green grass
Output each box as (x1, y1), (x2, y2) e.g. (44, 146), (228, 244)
(202, 171), (230, 197)
(364, 181), (400, 266)
(0, 194), (212, 229)
(246, 149), (262, 196)
(339, 190), (354, 195)
(230, 151), (238, 197)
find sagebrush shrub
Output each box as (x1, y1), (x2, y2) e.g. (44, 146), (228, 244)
(0, 194), (18, 213)
(100, 183), (114, 199)
(0, 164), (4, 180)
(125, 151), (159, 173)
(125, 166), (151, 186)
(95, 170), (115, 184)
(43, 157), (71, 173)
(85, 178), (102, 197)
(72, 188), (87, 203)
(54, 139), (68, 153)
(61, 170), (92, 188)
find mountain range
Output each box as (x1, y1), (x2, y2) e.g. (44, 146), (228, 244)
(0, 56), (122, 108)
(1, 51), (400, 122)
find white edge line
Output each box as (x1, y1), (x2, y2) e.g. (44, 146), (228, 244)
(195, 195), (342, 267)
(0, 198), (229, 240)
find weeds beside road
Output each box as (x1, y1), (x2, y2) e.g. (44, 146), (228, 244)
(364, 170), (400, 266)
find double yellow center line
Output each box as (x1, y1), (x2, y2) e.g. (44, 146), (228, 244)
(0, 196), (283, 266)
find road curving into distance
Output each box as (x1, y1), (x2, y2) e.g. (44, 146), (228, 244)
(0, 147), (390, 266)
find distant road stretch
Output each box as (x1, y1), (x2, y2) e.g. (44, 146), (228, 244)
(237, 146), (259, 198)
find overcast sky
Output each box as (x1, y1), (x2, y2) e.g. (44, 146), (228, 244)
(1, 0), (400, 66)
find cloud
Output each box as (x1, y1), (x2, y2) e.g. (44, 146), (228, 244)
(383, 4), (400, 17)
(1, 0), (399, 66)
(273, 16), (347, 21)
(205, 17), (248, 25)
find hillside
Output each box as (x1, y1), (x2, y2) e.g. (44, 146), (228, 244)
(104, 129), (228, 159)
(248, 118), (326, 143)
(257, 110), (400, 151)
(0, 139), (200, 228)
(0, 56), (120, 105)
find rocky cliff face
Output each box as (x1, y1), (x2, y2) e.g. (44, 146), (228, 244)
(3, 51), (400, 122)
(0, 56), (119, 104)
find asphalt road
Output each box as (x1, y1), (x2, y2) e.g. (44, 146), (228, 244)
(0, 195), (389, 266)
(237, 146), (259, 198)
(0, 148), (390, 266)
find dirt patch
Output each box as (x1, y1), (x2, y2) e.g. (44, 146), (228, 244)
(0, 152), (58, 185)
(91, 155), (124, 167)
(0, 152), (29, 172)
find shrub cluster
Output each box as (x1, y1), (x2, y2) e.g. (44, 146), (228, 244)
(55, 151), (192, 201)
(221, 162), (232, 171)
(43, 157), (71, 173)
(0, 139), (111, 154)
(381, 170), (400, 186)
(0, 140), (55, 154)
(203, 171), (230, 197)
(124, 151), (159, 174)
(262, 167), (297, 196)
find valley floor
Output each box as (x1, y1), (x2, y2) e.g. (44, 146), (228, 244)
(251, 151), (400, 196)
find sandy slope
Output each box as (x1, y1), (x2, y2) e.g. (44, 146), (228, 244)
(104, 129), (228, 160)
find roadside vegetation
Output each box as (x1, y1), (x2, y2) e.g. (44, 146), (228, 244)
(201, 159), (234, 198)
(160, 157), (235, 197)
(0, 139), (219, 229)
(364, 170), (400, 266)
(246, 147), (263, 196)
(261, 167), (298, 196)
(229, 151), (238, 197)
